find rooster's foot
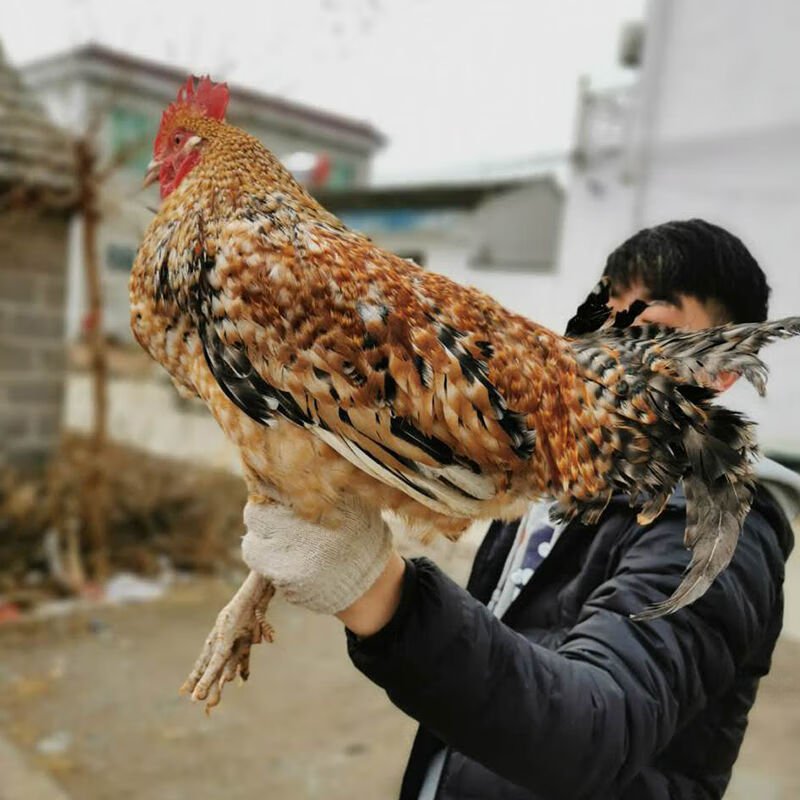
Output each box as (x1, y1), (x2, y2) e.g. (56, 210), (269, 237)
(179, 571), (275, 712)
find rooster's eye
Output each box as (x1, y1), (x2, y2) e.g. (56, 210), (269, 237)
(174, 134), (182, 146)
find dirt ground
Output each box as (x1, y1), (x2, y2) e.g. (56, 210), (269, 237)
(0, 560), (798, 799)
(0, 578), (416, 800)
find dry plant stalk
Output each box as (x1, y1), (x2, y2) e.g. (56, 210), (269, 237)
(0, 434), (246, 603)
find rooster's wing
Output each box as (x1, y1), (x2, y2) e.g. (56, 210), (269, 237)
(196, 214), (552, 516)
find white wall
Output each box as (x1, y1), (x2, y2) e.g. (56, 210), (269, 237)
(552, 160), (638, 325)
(64, 373), (242, 473)
(642, 1), (800, 144)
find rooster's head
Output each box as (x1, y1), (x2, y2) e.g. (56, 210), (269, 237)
(145, 75), (229, 199)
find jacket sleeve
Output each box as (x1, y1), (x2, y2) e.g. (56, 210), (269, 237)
(346, 506), (784, 799)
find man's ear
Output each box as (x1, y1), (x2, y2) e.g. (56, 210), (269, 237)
(715, 370), (739, 392)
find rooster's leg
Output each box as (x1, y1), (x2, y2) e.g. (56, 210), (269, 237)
(180, 570), (275, 712)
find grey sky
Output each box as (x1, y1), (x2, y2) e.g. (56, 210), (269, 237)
(4, 0), (644, 182)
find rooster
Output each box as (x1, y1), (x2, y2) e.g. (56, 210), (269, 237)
(131, 76), (800, 709)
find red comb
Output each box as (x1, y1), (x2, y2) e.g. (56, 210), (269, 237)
(175, 75), (229, 120)
(154, 76), (229, 153)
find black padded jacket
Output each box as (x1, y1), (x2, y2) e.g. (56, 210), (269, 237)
(347, 485), (794, 799)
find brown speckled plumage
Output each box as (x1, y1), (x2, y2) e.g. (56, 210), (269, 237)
(132, 86), (800, 622)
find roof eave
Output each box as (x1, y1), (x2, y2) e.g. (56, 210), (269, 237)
(22, 43), (386, 150)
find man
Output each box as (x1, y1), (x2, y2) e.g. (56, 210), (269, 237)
(243, 220), (799, 799)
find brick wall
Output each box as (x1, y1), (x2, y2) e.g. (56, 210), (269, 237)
(0, 212), (69, 469)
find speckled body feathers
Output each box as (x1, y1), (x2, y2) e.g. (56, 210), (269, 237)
(131, 112), (800, 617)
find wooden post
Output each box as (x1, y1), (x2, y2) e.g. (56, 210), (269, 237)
(75, 136), (109, 582)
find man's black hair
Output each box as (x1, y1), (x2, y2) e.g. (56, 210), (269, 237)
(603, 219), (771, 323)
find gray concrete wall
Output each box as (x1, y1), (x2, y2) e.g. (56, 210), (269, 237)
(472, 183), (563, 272)
(0, 213), (68, 468)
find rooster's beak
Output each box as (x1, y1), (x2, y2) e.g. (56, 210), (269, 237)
(143, 158), (161, 190)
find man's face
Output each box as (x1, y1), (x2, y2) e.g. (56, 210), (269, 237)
(607, 281), (721, 332)
(607, 280), (737, 391)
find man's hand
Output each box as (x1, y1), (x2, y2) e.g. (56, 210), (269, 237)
(241, 495), (404, 633)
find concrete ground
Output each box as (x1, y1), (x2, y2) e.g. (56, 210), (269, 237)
(0, 557), (798, 799)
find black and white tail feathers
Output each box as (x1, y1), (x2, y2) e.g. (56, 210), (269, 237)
(632, 403), (756, 620)
(566, 278), (800, 619)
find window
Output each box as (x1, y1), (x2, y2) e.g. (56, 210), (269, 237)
(109, 107), (153, 174)
(106, 243), (137, 272)
(328, 160), (356, 189)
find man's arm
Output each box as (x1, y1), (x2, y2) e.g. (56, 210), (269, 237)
(345, 504), (785, 799)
